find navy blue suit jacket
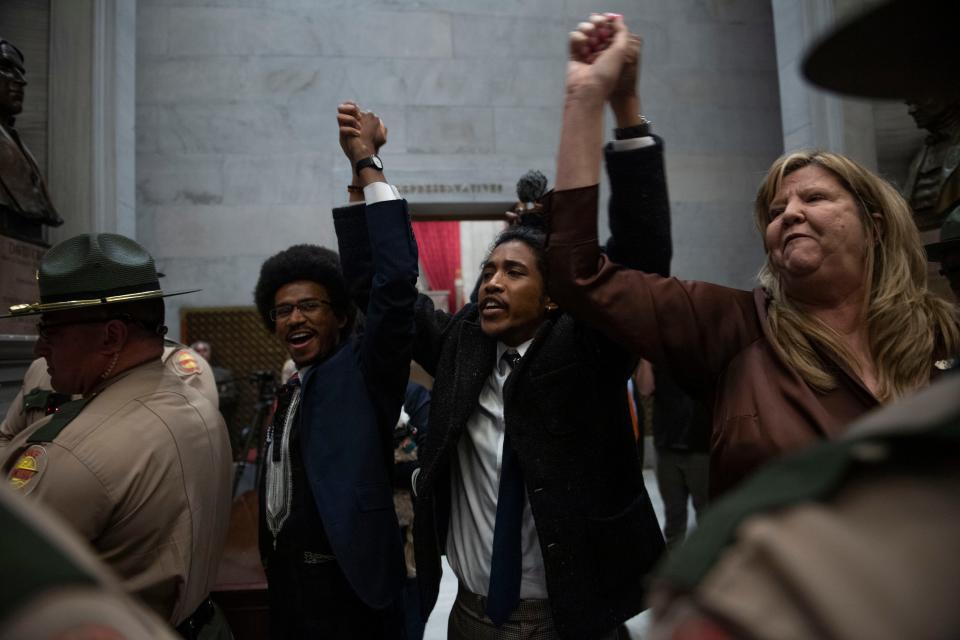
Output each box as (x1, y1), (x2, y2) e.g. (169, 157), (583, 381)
(296, 197), (419, 610)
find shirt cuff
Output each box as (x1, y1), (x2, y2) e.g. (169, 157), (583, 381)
(609, 136), (656, 152)
(363, 182), (401, 204)
(411, 467), (421, 497)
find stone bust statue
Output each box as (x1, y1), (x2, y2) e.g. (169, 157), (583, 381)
(0, 38), (62, 244)
(903, 95), (960, 230)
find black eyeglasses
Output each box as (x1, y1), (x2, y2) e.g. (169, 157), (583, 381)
(36, 318), (108, 340)
(269, 299), (333, 322)
(35, 312), (148, 340)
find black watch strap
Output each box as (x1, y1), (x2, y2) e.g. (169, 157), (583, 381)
(354, 155), (383, 175)
(613, 116), (652, 140)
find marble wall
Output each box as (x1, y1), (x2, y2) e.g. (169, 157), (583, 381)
(136, 0), (782, 339)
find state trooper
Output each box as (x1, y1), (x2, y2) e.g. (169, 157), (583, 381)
(1, 339), (218, 446)
(0, 233), (234, 639)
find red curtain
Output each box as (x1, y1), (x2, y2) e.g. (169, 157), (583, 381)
(411, 221), (460, 312)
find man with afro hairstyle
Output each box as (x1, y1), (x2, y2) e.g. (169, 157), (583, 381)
(252, 104), (418, 639)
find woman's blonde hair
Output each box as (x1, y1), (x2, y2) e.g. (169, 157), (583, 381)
(753, 150), (959, 402)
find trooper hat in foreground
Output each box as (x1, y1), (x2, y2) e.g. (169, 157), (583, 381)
(2, 233), (198, 318)
(802, 0), (958, 100)
(925, 208), (960, 262)
(801, 0), (960, 263)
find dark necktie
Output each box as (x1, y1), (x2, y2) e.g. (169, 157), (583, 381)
(486, 350), (524, 626)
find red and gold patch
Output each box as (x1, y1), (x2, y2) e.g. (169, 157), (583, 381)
(8, 444), (47, 494)
(172, 350), (201, 376)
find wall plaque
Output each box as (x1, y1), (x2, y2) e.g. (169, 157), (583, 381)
(0, 234), (42, 335)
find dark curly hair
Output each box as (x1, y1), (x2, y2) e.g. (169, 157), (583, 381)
(470, 221), (549, 304)
(253, 244), (355, 337)
(516, 170), (548, 203)
(488, 224), (547, 281)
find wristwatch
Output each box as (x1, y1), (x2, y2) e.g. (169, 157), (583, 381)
(613, 115), (652, 140)
(354, 155), (383, 175)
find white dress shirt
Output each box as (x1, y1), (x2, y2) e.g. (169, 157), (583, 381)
(609, 135), (656, 152)
(362, 181), (401, 204)
(445, 338), (549, 599)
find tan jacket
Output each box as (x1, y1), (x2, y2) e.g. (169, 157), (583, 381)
(1, 359), (233, 625)
(0, 484), (179, 640)
(649, 375), (960, 640)
(545, 185), (890, 496)
(1, 341), (218, 446)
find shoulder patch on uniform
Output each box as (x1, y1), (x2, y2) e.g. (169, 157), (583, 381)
(172, 350), (202, 376)
(8, 444), (47, 494)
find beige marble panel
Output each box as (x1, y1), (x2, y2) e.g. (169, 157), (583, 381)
(166, 6), (453, 58)
(137, 0), (785, 308)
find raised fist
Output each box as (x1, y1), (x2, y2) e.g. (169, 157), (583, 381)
(337, 102), (388, 163)
(566, 14), (642, 102)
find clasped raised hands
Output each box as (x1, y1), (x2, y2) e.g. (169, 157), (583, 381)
(337, 102), (387, 163)
(566, 14), (642, 104)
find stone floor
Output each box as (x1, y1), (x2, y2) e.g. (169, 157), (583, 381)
(422, 464), (696, 639)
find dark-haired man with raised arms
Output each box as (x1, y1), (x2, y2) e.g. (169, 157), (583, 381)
(252, 103), (418, 638)
(334, 35), (670, 633)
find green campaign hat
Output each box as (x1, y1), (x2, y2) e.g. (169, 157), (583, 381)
(2, 233), (198, 318)
(802, 0), (958, 100)
(925, 208), (960, 262)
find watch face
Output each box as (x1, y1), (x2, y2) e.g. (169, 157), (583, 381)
(372, 156), (383, 170)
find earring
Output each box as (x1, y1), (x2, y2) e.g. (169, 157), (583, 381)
(101, 352), (120, 380)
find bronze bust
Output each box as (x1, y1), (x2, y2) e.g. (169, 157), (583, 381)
(903, 95), (960, 230)
(0, 38), (62, 245)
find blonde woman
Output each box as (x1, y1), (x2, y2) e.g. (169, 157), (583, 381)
(544, 16), (959, 497)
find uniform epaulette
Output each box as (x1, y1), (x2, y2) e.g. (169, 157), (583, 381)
(27, 396), (94, 444)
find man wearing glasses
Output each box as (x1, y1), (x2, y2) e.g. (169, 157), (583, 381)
(251, 103), (418, 638)
(0, 233), (233, 638)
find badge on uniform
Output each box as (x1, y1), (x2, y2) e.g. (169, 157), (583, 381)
(174, 350), (202, 376)
(8, 444), (47, 494)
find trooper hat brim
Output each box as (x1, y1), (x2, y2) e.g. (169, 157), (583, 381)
(802, 0), (958, 100)
(1, 288), (201, 319)
(925, 238), (960, 263)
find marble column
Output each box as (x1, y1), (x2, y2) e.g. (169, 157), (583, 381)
(48, 0), (136, 243)
(771, 0), (881, 170)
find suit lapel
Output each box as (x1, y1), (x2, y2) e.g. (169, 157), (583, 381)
(419, 315), (495, 489)
(450, 317), (496, 439)
(503, 316), (558, 402)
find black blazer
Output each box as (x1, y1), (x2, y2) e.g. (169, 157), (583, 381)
(407, 298), (663, 640)
(335, 139), (670, 639)
(291, 197), (418, 609)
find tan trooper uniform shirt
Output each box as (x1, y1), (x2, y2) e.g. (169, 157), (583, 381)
(0, 484), (179, 640)
(1, 359), (233, 626)
(0, 341), (218, 447)
(648, 375), (960, 640)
